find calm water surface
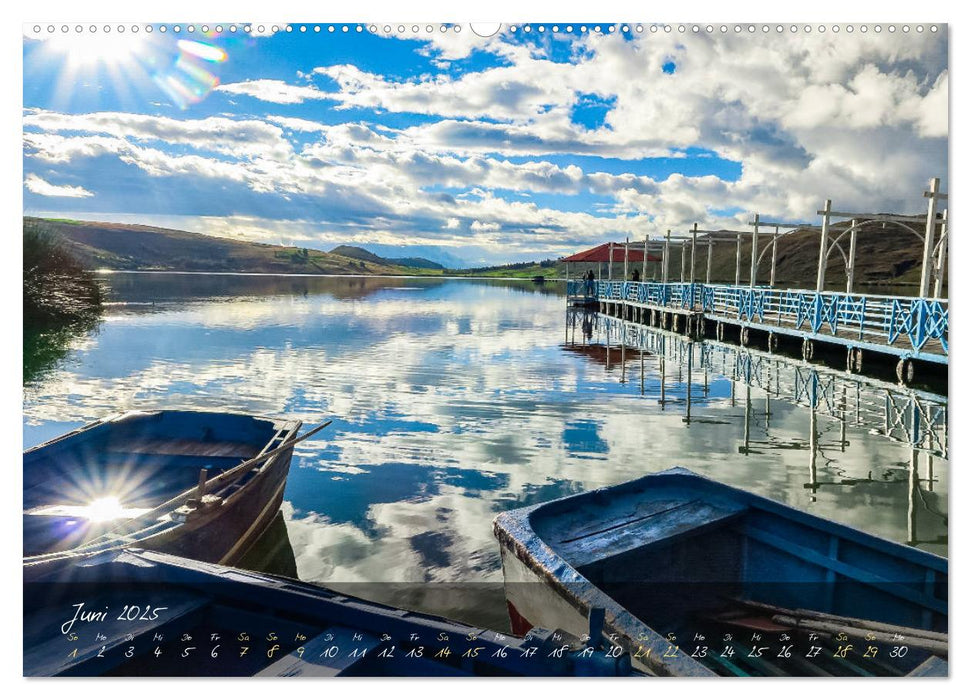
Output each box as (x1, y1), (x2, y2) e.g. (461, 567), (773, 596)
(23, 274), (948, 630)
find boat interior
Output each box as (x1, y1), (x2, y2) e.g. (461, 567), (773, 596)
(531, 476), (947, 676)
(24, 553), (547, 678)
(23, 412), (284, 556)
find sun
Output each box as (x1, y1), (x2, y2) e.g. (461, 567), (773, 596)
(28, 31), (229, 109)
(45, 32), (149, 70)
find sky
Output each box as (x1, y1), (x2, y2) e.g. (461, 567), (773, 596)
(22, 23), (948, 266)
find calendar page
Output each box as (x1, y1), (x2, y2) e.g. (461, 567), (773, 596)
(22, 19), (948, 679)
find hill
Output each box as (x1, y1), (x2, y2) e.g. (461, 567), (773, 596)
(329, 245), (444, 270)
(556, 221), (942, 293)
(25, 218), (442, 276)
(24, 216), (942, 292)
(696, 221), (943, 292)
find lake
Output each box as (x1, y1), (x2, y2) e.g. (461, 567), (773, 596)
(22, 273), (948, 631)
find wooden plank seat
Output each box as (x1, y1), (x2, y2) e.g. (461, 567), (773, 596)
(549, 497), (747, 569)
(106, 438), (258, 459)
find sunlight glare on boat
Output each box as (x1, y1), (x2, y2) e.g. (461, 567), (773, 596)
(86, 496), (129, 522)
(29, 497), (152, 523)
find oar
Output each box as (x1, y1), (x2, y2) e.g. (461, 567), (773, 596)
(733, 597), (948, 645)
(772, 615), (948, 656)
(88, 420), (331, 538)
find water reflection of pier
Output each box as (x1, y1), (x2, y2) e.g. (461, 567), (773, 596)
(566, 308), (947, 548)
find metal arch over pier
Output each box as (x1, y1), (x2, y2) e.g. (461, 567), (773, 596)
(566, 178), (949, 377)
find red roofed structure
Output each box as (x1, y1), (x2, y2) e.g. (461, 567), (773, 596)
(561, 242), (661, 264)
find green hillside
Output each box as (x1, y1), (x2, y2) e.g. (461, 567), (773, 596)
(25, 218), (442, 276)
(329, 245), (444, 271)
(23, 216), (943, 293)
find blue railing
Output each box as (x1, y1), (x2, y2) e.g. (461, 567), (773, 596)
(595, 280), (700, 309)
(579, 281), (948, 358)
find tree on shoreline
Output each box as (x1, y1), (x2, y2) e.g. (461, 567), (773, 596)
(23, 219), (103, 326)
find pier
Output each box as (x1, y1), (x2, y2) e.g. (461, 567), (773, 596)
(566, 178), (948, 385)
(567, 308), (947, 546)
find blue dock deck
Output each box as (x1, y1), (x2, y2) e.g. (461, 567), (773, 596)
(569, 280), (948, 373)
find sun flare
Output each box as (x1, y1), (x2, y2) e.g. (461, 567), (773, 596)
(45, 33), (148, 69)
(84, 496), (129, 522)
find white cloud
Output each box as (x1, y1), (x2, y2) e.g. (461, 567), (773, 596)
(24, 174), (93, 198)
(23, 29), (947, 262)
(216, 79), (328, 105)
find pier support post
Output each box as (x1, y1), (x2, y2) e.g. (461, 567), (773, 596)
(846, 219), (858, 294)
(749, 213), (760, 287)
(770, 227), (779, 288)
(690, 223), (698, 285)
(679, 242), (686, 283)
(920, 177), (942, 298)
(624, 238), (629, 280)
(734, 233), (742, 286)
(608, 242), (614, 281)
(816, 199), (832, 292)
(643, 234), (649, 281)
(706, 239), (713, 285)
(662, 230), (671, 284)
(934, 209), (948, 298)
(802, 338), (815, 362)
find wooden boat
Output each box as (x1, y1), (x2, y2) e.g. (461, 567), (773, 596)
(23, 548), (638, 677)
(23, 410), (304, 572)
(493, 467), (948, 677)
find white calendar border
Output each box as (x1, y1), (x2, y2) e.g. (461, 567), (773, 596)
(3, 0), (962, 695)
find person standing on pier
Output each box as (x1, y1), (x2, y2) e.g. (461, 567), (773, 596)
(631, 268), (641, 282)
(585, 269), (596, 297)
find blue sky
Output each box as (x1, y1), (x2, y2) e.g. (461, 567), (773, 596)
(23, 24), (948, 265)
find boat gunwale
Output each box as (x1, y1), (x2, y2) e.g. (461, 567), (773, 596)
(496, 467), (947, 574)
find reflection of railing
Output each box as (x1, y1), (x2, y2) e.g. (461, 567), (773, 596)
(579, 311), (948, 458)
(582, 281), (948, 361)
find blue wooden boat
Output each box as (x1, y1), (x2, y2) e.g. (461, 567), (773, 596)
(24, 411), (303, 571)
(23, 548), (638, 677)
(493, 467), (947, 677)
